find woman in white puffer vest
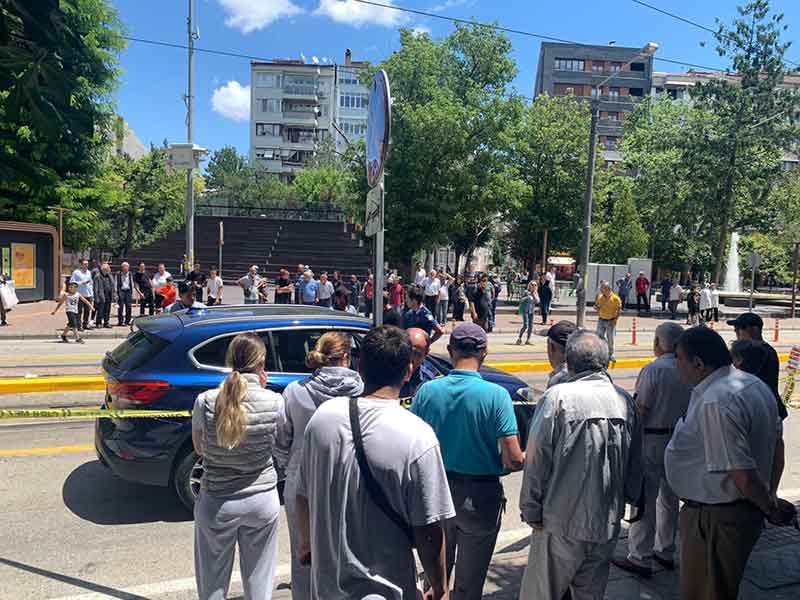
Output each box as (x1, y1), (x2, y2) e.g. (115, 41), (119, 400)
(192, 333), (283, 600)
(275, 332), (364, 599)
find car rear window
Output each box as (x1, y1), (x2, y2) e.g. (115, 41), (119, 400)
(107, 331), (169, 372)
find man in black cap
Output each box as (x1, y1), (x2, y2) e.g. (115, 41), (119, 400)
(546, 320), (578, 388)
(726, 313), (787, 419)
(412, 322), (525, 600)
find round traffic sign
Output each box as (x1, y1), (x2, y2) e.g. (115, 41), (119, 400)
(366, 70), (391, 188)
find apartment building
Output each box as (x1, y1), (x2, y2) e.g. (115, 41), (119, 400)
(534, 42), (655, 164)
(250, 49), (369, 180)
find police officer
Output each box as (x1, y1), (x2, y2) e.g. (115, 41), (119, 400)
(612, 322), (691, 578)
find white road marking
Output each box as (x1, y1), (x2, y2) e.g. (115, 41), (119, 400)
(49, 563), (290, 600)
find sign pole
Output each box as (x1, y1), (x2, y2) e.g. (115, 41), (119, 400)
(218, 221), (224, 278)
(374, 175), (385, 327)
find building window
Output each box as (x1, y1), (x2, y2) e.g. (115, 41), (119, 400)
(629, 87), (644, 97)
(338, 69), (360, 85)
(592, 62), (604, 73)
(610, 62), (622, 73)
(605, 136), (619, 150)
(605, 112), (619, 121)
(285, 127), (316, 143)
(554, 58), (585, 71)
(339, 93), (369, 109)
(591, 87), (600, 99)
(255, 73), (281, 88)
(259, 98), (281, 113)
(256, 123), (281, 137)
(340, 119), (367, 137)
(781, 160), (798, 172)
(630, 62), (645, 72)
(254, 148), (278, 160)
(608, 87), (620, 100)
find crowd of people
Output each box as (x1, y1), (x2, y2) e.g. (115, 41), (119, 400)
(185, 301), (795, 600)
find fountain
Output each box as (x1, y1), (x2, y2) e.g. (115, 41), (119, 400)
(724, 232), (741, 292)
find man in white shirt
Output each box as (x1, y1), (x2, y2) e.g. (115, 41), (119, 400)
(205, 267), (223, 305)
(238, 265), (264, 304)
(422, 269), (441, 313)
(668, 282), (683, 320)
(665, 326), (785, 600)
(70, 259), (94, 330)
(612, 322), (691, 578)
(295, 326), (454, 599)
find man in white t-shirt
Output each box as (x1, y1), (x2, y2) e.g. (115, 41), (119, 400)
(295, 325), (454, 600)
(422, 269), (441, 314)
(205, 267), (223, 305)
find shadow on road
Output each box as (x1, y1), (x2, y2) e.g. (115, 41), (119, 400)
(0, 557), (150, 600)
(63, 460), (191, 525)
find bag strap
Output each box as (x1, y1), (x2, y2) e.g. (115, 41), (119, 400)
(348, 397), (414, 544)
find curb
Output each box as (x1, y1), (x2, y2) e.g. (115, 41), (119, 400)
(0, 353), (793, 395)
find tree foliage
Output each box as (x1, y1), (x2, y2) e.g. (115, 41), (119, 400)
(0, 0), (125, 220)
(592, 177), (649, 264)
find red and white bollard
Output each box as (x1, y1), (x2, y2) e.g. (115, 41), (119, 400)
(631, 317), (638, 345)
(774, 319), (780, 343)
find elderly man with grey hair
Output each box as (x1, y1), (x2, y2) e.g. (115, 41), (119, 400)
(518, 331), (643, 600)
(612, 322), (692, 578)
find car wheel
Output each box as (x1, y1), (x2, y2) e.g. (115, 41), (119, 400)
(174, 450), (203, 511)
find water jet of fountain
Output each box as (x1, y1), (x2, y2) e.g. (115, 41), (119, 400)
(724, 232), (741, 292)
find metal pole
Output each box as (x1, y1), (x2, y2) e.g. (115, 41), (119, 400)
(185, 0), (195, 273)
(374, 175), (385, 327)
(749, 268), (756, 310)
(58, 207), (63, 278)
(576, 98), (599, 328)
(218, 221), (223, 279)
(541, 228), (548, 274)
(791, 242), (799, 319)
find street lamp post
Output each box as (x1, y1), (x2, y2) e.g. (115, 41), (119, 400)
(575, 42), (658, 328)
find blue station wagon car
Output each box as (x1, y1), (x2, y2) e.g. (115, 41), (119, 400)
(95, 305), (534, 509)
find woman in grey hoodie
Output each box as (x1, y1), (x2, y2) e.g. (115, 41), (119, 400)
(276, 332), (364, 599)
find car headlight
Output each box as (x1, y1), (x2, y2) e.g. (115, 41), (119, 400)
(515, 386), (536, 403)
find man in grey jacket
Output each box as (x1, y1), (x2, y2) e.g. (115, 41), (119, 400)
(519, 331), (643, 600)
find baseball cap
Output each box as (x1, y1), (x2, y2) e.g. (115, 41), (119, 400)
(450, 323), (488, 352)
(178, 281), (191, 295)
(547, 320), (578, 347)
(726, 312), (763, 329)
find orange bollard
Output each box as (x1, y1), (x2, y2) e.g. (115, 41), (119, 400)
(631, 316), (638, 345)
(774, 319), (780, 343)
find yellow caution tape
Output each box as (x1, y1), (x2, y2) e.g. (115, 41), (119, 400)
(0, 408), (190, 419)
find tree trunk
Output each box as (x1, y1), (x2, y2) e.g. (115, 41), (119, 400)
(123, 210), (135, 257)
(463, 245), (475, 276)
(454, 250), (462, 277)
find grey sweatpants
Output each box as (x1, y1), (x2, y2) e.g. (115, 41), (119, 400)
(194, 488), (281, 600)
(444, 476), (505, 600)
(283, 474), (311, 600)
(519, 530), (618, 600)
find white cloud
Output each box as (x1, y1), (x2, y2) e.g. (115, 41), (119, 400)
(217, 0), (303, 34)
(313, 0), (408, 28)
(211, 81), (250, 122)
(312, 55), (320, 64)
(429, 0), (472, 11)
(411, 24), (431, 37)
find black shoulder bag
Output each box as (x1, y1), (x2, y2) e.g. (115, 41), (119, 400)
(348, 397), (415, 546)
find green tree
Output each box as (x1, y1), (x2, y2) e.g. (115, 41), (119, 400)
(592, 177), (649, 264)
(505, 94), (593, 272)
(0, 0), (125, 221)
(293, 166), (353, 205)
(691, 0), (800, 282)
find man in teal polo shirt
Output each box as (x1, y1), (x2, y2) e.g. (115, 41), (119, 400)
(412, 322), (525, 600)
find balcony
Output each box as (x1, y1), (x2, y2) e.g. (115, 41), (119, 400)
(283, 85), (319, 100)
(282, 110), (319, 126)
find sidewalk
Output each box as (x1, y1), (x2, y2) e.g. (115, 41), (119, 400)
(481, 501), (800, 599)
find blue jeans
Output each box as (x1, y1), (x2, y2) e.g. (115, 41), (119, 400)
(596, 318), (617, 359)
(519, 311), (533, 340)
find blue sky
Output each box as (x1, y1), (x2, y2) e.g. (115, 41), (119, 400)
(111, 0), (800, 158)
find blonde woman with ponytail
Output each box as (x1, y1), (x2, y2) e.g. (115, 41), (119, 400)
(191, 333), (283, 600)
(275, 332), (364, 599)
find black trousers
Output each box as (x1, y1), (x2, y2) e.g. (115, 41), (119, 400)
(703, 308), (719, 322)
(117, 289), (132, 325)
(139, 288), (154, 316)
(636, 292), (650, 311)
(0, 294), (6, 323)
(79, 298), (93, 328)
(453, 300), (466, 321)
(424, 295), (438, 314)
(194, 286), (204, 303)
(95, 301), (111, 327)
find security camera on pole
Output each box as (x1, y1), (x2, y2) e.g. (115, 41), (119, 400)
(365, 70), (391, 327)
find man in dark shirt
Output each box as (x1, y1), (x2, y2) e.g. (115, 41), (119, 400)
(274, 268), (294, 304)
(469, 276), (493, 332)
(133, 261), (154, 316)
(403, 286), (444, 344)
(727, 312), (787, 419)
(186, 263), (207, 304)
